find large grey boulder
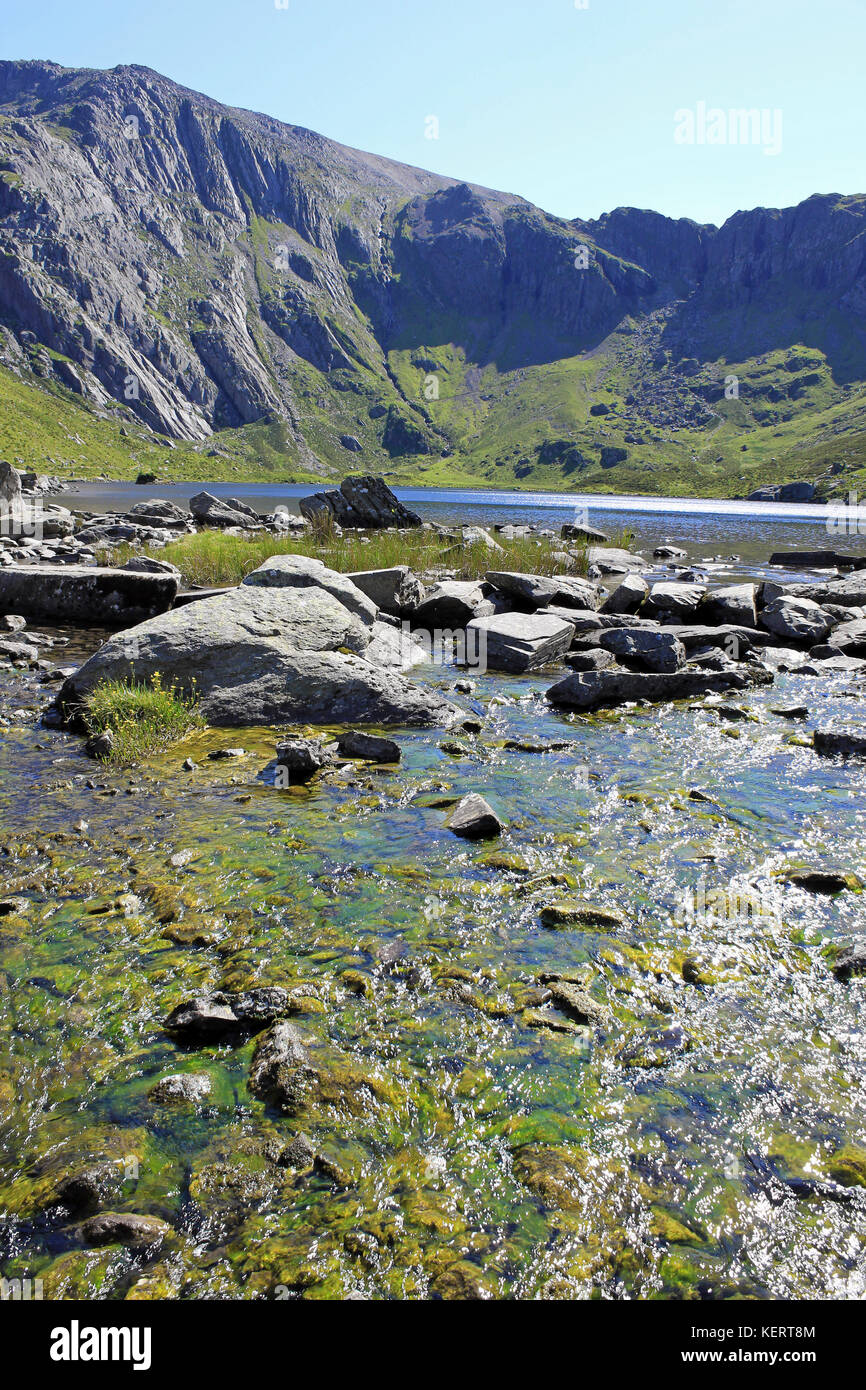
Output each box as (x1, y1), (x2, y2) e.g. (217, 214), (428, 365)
(190, 491), (261, 529)
(414, 580), (494, 628)
(547, 665), (772, 711)
(485, 571), (598, 611)
(466, 612), (575, 673)
(601, 573), (649, 615)
(299, 475), (422, 529)
(703, 583), (758, 627)
(646, 581), (706, 618)
(598, 627), (686, 673)
(346, 566), (425, 615)
(125, 498), (191, 529)
(0, 564), (176, 623)
(759, 595), (832, 643)
(59, 585), (453, 728)
(0, 461), (22, 507)
(748, 482), (815, 503)
(242, 554), (377, 625)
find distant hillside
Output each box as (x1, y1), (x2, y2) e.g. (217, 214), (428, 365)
(2, 58), (866, 498)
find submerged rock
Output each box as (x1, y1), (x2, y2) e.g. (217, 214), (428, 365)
(149, 1073), (212, 1105)
(540, 900), (626, 930)
(164, 988), (292, 1040)
(546, 665), (771, 711)
(77, 1212), (171, 1248)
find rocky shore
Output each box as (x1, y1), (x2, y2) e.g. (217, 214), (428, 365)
(1, 469), (865, 1302)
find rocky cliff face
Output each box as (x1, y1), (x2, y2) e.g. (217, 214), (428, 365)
(1, 60), (865, 491)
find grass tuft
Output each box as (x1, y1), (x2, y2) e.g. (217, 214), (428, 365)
(105, 528), (595, 589)
(82, 674), (204, 765)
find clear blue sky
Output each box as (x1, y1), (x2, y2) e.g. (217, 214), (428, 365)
(3, 0), (864, 226)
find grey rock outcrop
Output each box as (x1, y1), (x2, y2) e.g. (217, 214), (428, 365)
(300, 476), (421, 529)
(58, 584), (454, 727)
(242, 553), (378, 625)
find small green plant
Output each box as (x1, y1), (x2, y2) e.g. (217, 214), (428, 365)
(81, 674), (204, 765)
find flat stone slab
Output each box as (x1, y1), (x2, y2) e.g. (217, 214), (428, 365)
(466, 612), (575, 672)
(762, 575), (866, 608)
(0, 564), (177, 624)
(547, 666), (772, 711)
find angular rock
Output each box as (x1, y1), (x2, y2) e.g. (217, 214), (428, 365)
(703, 583), (758, 627)
(336, 730), (401, 762)
(446, 793), (503, 839)
(769, 550), (866, 570)
(485, 571), (598, 611)
(601, 573), (649, 615)
(190, 491), (260, 528)
(274, 737), (330, 783)
(561, 522), (608, 543)
(242, 553), (378, 625)
(597, 627), (686, 673)
(299, 475), (421, 529)
(466, 612), (575, 673)
(587, 546), (646, 575)
(123, 556), (182, 578)
(414, 580), (494, 628)
(762, 574), (866, 608)
(646, 581), (706, 618)
(0, 564), (177, 623)
(547, 666), (771, 711)
(564, 647), (616, 672)
(125, 498), (191, 527)
(759, 595), (832, 643)
(0, 460), (22, 507)
(346, 566), (424, 615)
(165, 988), (292, 1039)
(813, 729), (866, 758)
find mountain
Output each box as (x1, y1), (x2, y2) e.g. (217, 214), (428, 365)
(2, 58), (866, 497)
